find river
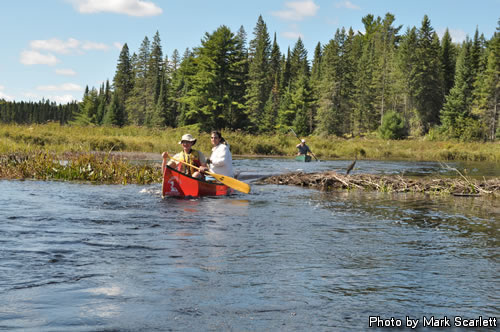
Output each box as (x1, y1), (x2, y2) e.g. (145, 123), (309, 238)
(0, 158), (498, 331)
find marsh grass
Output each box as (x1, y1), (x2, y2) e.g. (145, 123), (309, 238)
(0, 123), (499, 162)
(0, 151), (162, 184)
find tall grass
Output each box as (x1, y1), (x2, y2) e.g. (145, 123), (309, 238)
(1, 123), (499, 162)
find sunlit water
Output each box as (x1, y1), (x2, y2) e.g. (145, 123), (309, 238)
(0, 159), (498, 331)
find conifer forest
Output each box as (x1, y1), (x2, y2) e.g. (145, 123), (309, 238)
(1, 14), (499, 141)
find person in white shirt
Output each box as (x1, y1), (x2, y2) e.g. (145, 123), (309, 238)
(200, 131), (234, 177)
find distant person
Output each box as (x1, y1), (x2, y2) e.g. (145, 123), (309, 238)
(200, 130), (234, 177)
(162, 134), (206, 179)
(296, 139), (312, 156)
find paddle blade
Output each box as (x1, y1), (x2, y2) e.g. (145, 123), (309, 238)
(209, 172), (251, 194)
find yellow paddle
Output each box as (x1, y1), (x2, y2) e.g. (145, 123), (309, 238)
(166, 153), (251, 194)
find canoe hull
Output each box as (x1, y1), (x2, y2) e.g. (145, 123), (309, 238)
(295, 155), (312, 162)
(162, 166), (233, 197)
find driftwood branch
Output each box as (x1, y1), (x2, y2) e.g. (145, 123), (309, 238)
(258, 170), (499, 197)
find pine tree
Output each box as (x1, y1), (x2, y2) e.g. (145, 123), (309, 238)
(353, 29), (377, 135)
(261, 33), (282, 132)
(411, 15), (443, 133)
(126, 36), (150, 125)
(372, 13), (402, 125)
(113, 43), (134, 105)
(175, 48), (197, 126)
(473, 21), (500, 140)
(292, 74), (313, 135)
(103, 92), (125, 127)
(182, 25), (247, 131)
(396, 27), (418, 123)
(245, 15), (271, 132)
(441, 29), (457, 97)
(289, 37), (309, 87)
(151, 77), (168, 127)
(145, 31), (164, 125)
(440, 40), (475, 138)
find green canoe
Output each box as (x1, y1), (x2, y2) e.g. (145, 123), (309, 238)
(295, 154), (312, 162)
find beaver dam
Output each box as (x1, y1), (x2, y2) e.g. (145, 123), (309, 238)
(259, 171), (500, 197)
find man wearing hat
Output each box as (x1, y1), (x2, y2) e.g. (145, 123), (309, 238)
(296, 139), (312, 156)
(162, 134), (207, 178)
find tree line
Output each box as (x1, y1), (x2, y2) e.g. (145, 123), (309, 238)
(1, 14), (499, 141)
(0, 99), (78, 125)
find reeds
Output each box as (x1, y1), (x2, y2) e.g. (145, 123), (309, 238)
(0, 151), (162, 184)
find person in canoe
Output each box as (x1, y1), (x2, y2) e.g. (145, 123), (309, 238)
(199, 130), (234, 177)
(162, 134), (207, 179)
(296, 139), (312, 156)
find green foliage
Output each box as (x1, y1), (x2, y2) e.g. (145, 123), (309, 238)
(2, 14), (498, 143)
(378, 111), (407, 139)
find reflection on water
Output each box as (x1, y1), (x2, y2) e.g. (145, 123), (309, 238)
(0, 158), (498, 331)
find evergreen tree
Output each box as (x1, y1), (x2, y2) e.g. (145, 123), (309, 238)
(372, 13), (402, 125)
(289, 37), (309, 87)
(261, 33), (282, 132)
(280, 49), (292, 92)
(292, 74), (313, 135)
(113, 43), (134, 104)
(441, 29), (457, 97)
(126, 36), (150, 125)
(175, 48), (197, 126)
(440, 40), (475, 138)
(245, 15), (271, 132)
(412, 15), (443, 133)
(396, 27), (418, 122)
(145, 31), (164, 125)
(74, 86), (99, 125)
(182, 25), (247, 131)
(473, 21), (500, 140)
(103, 92), (126, 127)
(151, 77), (168, 127)
(353, 30), (377, 134)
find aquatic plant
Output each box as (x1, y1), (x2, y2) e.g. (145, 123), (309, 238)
(0, 151), (162, 185)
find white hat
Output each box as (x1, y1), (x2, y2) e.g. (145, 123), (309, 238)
(179, 133), (197, 145)
(301, 139), (306, 143)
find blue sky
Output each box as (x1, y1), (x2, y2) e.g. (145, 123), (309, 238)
(1, 0), (499, 103)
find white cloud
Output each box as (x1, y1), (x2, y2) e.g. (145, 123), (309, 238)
(282, 31), (304, 40)
(23, 92), (79, 104)
(55, 68), (77, 76)
(272, 0), (319, 21)
(36, 83), (82, 91)
(69, 0), (162, 17)
(437, 28), (467, 43)
(52, 94), (78, 104)
(335, 1), (360, 10)
(82, 41), (109, 51)
(113, 42), (124, 50)
(0, 86), (13, 101)
(30, 38), (80, 54)
(30, 38), (109, 54)
(20, 50), (59, 66)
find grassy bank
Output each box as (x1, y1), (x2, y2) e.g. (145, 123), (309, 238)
(1, 123), (499, 162)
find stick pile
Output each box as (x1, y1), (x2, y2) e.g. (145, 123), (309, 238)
(259, 171), (500, 197)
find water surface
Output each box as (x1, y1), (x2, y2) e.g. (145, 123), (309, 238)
(0, 159), (498, 331)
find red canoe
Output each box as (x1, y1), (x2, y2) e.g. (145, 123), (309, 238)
(162, 165), (233, 197)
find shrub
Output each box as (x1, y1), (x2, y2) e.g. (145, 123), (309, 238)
(378, 111), (407, 140)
